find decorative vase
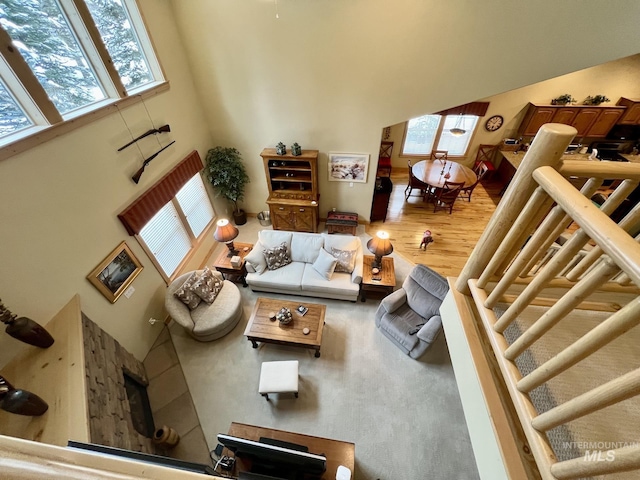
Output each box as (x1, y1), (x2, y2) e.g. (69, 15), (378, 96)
(276, 142), (286, 155)
(276, 307), (292, 325)
(291, 143), (302, 156)
(0, 300), (54, 348)
(153, 425), (180, 448)
(0, 376), (49, 416)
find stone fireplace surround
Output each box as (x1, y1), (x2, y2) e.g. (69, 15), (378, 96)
(82, 314), (164, 456)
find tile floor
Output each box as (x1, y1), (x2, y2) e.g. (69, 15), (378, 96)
(144, 327), (212, 467)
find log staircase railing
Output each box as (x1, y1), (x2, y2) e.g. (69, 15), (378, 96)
(455, 123), (640, 480)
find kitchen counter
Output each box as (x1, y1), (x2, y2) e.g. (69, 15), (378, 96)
(620, 154), (640, 163)
(500, 151), (594, 169)
(0, 295), (89, 446)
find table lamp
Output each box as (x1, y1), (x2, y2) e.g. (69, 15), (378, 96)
(367, 231), (393, 270)
(214, 219), (239, 257)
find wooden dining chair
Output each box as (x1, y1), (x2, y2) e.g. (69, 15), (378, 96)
(404, 160), (426, 200)
(473, 144), (497, 179)
(460, 162), (490, 202)
(430, 150), (448, 163)
(376, 141), (393, 177)
(433, 180), (464, 214)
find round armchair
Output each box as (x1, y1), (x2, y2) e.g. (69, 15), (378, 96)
(165, 269), (242, 341)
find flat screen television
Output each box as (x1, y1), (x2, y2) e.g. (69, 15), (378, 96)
(217, 433), (326, 479)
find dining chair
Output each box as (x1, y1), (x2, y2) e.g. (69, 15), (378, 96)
(404, 160), (426, 200)
(430, 150), (448, 163)
(376, 141), (393, 177)
(433, 180), (464, 214)
(473, 144), (497, 179)
(460, 162), (490, 202)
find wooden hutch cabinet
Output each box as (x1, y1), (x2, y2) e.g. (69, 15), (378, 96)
(261, 148), (319, 233)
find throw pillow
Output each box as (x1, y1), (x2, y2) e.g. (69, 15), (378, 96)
(331, 247), (356, 273)
(191, 267), (223, 304)
(263, 242), (292, 270)
(174, 272), (202, 310)
(312, 248), (337, 280)
(244, 241), (267, 274)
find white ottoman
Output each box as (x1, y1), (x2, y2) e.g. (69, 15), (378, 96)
(258, 361), (299, 401)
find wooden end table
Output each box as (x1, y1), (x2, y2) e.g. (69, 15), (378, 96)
(212, 241), (253, 287)
(361, 255), (396, 302)
(244, 298), (326, 357)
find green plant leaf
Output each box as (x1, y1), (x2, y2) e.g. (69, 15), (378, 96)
(205, 146), (250, 213)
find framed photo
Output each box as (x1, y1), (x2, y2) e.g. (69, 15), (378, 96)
(87, 241), (143, 303)
(328, 152), (369, 183)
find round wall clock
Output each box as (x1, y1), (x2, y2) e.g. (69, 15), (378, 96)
(485, 115), (504, 132)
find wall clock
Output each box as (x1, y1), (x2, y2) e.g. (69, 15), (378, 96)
(485, 115), (504, 132)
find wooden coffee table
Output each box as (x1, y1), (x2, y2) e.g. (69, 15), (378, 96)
(244, 298), (326, 357)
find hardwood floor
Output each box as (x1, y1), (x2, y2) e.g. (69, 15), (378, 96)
(366, 169), (503, 279)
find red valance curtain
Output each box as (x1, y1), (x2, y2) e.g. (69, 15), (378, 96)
(118, 150), (204, 235)
(435, 102), (490, 117)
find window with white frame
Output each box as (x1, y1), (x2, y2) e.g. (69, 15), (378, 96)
(402, 114), (479, 157)
(0, 0), (163, 144)
(138, 174), (215, 279)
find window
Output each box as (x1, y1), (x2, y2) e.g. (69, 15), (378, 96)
(0, 0), (163, 147)
(402, 114), (479, 157)
(138, 174), (214, 279)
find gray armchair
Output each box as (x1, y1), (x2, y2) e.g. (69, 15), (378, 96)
(375, 264), (449, 359)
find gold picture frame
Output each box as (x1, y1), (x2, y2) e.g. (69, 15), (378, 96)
(87, 241), (143, 303)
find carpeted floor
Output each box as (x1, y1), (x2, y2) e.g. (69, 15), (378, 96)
(170, 220), (480, 480)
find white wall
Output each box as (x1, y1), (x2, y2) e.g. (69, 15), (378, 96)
(169, 0), (640, 221)
(0, 0), (214, 367)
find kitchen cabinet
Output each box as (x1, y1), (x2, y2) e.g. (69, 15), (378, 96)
(261, 148), (319, 233)
(617, 98), (640, 125)
(587, 108), (624, 137)
(519, 106), (556, 136)
(518, 103), (625, 138)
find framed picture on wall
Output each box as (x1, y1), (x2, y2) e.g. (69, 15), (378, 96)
(87, 241), (143, 303)
(328, 152), (369, 183)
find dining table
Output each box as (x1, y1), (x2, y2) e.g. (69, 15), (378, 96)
(412, 159), (477, 189)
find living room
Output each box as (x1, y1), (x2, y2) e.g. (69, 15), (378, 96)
(1, 1), (640, 478)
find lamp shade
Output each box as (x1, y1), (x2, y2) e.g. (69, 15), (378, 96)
(213, 219), (239, 243)
(367, 231), (393, 257)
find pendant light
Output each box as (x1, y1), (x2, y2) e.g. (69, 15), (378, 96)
(450, 113), (466, 137)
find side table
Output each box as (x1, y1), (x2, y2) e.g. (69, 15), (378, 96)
(361, 255), (395, 302)
(212, 242), (253, 287)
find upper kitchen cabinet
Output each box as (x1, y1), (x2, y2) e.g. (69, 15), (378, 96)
(616, 98), (640, 125)
(518, 104), (625, 138)
(519, 106), (556, 136)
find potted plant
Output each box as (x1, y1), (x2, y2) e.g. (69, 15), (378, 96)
(551, 94), (576, 105)
(583, 95), (610, 105)
(205, 146), (250, 225)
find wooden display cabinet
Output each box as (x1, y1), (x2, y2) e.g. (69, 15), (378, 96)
(261, 148), (319, 233)
(617, 98), (640, 125)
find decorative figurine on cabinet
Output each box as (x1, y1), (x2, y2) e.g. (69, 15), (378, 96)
(291, 142), (302, 156)
(276, 142), (286, 155)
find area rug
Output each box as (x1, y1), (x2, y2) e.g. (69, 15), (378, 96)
(170, 221), (480, 480)
(499, 304), (640, 480)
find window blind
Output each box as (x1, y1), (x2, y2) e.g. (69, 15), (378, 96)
(139, 202), (192, 277)
(175, 175), (214, 238)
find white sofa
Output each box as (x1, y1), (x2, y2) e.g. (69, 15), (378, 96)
(245, 230), (363, 302)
